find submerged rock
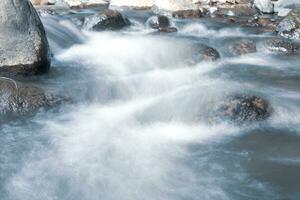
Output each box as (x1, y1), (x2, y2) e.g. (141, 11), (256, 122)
(265, 38), (300, 54)
(256, 17), (278, 30)
(0, 78), (65, 115)
(220, 95), (272, 122)
(0, 0), (50, 77)
(159, 27), (178, 33)
(276, 10), (300, 40)
(187, 45), (220, 64)
(92, 9), (130, 31)
(231, 40), (257, 55)
(201, 46), (220, 61)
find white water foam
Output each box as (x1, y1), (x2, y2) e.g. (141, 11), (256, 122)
(6, 30), (242, 200)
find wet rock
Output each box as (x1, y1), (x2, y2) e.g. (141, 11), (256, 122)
(147, 15), (178, 33)
(256, 17), (278, 30)
(220, 95), (272, 122)
(0, 78), (65, 115)
(0, 0), (50, 77)
(172, 9), (205, 18)
(159, 27), (178, 33)
(231, 40), (257, 55)
(148, 15), (171, 29)
(92, 9), (130, 31)
(200, 46), (220, 61)
(188, 45), (220, 64)
(276, 10), (300, 40)
(254, 0), (274, 14)
(265, 38), (300, 54)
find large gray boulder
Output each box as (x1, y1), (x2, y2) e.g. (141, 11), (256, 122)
(0, 0), (50, 77)
(254, 0), (274, 14)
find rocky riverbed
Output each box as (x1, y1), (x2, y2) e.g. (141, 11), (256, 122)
(0, 0), (300, 200)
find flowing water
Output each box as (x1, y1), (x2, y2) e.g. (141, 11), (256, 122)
(1, 7), (300, 200)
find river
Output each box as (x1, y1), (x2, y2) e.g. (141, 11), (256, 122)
(0, 7), (300, 200)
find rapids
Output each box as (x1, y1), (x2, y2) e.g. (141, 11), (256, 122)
(1, 7), (300, 200)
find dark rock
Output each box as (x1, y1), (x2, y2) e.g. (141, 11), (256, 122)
(199, 46), (220, 61)
(157, 15), (170, 28)
(147, 15), (171, 29)
(220, 95), (272, 122)
(265, 38), (300, 54)
(172, 9), (204, 18)
(276, 10), (300, 40)
(231, 40), (257, 55)
(159, 27), (178, 33)
(92, 9), (130, 31)
(187, 45), (220, 64)
(0, 78), (66, 115)
(0, 0), (51, 77)
(147, 15), (177, 33)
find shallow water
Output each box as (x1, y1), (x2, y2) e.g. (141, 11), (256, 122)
(1, 8), (300, 200)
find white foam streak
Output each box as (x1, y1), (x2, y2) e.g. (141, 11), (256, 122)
(180, 23), (245, 38)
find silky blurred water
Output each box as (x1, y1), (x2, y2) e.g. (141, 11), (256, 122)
(0, 8), (300, 200)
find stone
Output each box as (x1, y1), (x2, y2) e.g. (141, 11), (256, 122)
(231, 40), (257, 55)
(254, 0), (274, 14)
(187, 45), (220, 64)
(0, 78), (66, 115)
(201, 46), (220, 61)
(274, 0), (300, 17)
(276, 10), (300, 40)
(265, 38), (300, 54)
(172, 9), (204, 18)
(220, 95), (272, 122)
(0, 0), (50, 77)
(92, 9), (130, 31)
(159, 27), (178, 33)
(147, 15), (171, 29)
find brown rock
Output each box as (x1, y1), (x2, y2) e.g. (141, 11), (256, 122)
(172, 9), (205, 18)
(0, 78), (66, 115)
(220, 95), (272, 122)
(231, 40), (256, 55)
